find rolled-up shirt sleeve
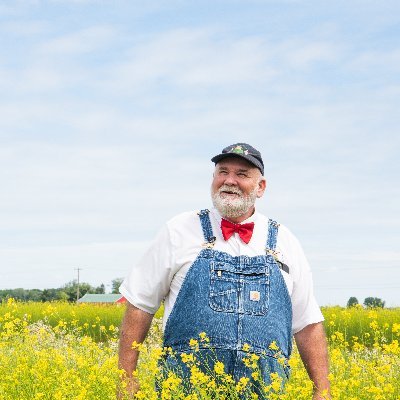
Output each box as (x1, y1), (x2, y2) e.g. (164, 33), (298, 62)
(119, 224), (175, 314)
(291, 266), (324, 334)
(279, 225), (324, 334)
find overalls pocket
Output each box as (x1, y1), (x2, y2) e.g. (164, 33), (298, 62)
(209, 261), (270, 315)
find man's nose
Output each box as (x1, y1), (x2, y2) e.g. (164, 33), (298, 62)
(224, 173), (238, 185)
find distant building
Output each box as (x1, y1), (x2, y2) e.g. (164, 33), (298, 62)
(77, 294), (126, 304)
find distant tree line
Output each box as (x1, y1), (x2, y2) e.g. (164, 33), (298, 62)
(0, 278), (124, 303)
(347, 296), (386, 308)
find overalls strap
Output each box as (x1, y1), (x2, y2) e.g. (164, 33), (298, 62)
(266, 219), (279, 251)
(266, 219), (290, 274)
(197, 209), (216, 244)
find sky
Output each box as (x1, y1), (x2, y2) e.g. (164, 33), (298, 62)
(0, 0), (399, 306)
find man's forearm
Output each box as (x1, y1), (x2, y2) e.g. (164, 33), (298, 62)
(118, 330), (141, 377)
(118, 303), (154, 397)
(118, 336), (140, 399)
(294, 322), (331, 399)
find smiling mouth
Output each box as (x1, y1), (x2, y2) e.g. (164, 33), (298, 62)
(221, 190), (240, 196)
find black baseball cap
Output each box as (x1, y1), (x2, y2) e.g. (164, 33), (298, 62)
(211, 143), (264, 175)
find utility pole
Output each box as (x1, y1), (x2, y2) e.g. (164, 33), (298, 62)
(75, 268), (82, 302)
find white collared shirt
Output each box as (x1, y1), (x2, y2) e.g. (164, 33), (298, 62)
(120, 208), (324, 334)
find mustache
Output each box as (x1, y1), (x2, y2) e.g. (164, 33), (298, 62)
(218, 185), (243, 195)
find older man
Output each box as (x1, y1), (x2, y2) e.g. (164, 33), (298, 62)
(118, 143), (330, 399)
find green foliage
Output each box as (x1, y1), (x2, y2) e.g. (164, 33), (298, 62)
(41, 288), (59, 302)
(62, 280), (93, 302)
(95, 283), (106, 294)
(364, 297), (385, 308)
(0, 280), (116, 302)
(57, 291), (69, 301)
(111, 278), (124, 294)
(347, 297), (359, 308)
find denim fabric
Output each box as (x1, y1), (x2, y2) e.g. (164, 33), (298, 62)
(162, 209), (292, 396)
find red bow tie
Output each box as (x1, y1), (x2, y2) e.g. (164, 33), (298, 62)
(221, 218), (255, 244)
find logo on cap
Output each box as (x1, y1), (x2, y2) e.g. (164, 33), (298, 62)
(228, 145), (249, 156)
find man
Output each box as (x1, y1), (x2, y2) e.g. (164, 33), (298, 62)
(118, 143), (330, 399)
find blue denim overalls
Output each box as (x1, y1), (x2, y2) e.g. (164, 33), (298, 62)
(161, 209), (293, 397)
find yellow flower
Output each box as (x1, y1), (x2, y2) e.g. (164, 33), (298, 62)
(369, 320), (379, 330)
(7, 297), (16, 306)
(131, 340), (145, 351)
(368, 310), (378, 320)
(190, 365), (209, 386)
(189, 338), (199, 351)
(199, 332), (210, 342)
(252, 371), (260, 380)
(251, 353), (260, 362)
(242, 343), (251, 352)
(269, 341), (279, 351)
(180, 352), (195, 364)
(269, 372), (283, 392)
(382, 340), (400, 355)
(214, 361), (225, 375)
(236, 377), (250, 393)
(278, 356), (286, 366)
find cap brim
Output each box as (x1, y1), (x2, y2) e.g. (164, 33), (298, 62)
(211, 153), (243, 164)
(211, 153), (263, 174)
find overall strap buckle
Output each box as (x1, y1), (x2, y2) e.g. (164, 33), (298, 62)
(197, 209), (216, 247)
(202, 236), (216, 249)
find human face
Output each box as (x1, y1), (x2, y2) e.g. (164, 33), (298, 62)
(211, 157), (266, 223)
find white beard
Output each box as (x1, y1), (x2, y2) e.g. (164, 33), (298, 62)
(211, 184), (258, 219)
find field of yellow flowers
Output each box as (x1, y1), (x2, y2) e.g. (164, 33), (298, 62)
(1, 299), (399, 399)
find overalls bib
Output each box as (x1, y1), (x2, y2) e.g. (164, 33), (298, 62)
(161, 209), (293, 397)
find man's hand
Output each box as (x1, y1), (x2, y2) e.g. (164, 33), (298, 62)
(117, 302), (154, 399)
(294, 322), (331, 399)
(312, 389), (331, 400)
(117, 374), (140, 399)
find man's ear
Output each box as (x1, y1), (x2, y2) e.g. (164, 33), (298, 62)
(257, 178), (267, 198)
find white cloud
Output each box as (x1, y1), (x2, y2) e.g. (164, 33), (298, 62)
(37, 26), (116, 56)
(282, 40), (341, 69)
(103, 29), (277, 94)
(347, 48), (400, 74)
(0, 19), (50, 36)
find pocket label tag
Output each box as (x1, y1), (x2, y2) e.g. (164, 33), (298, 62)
(250, 291), (260, 302)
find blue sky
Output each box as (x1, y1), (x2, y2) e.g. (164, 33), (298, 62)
(0, 1), (399, 306)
